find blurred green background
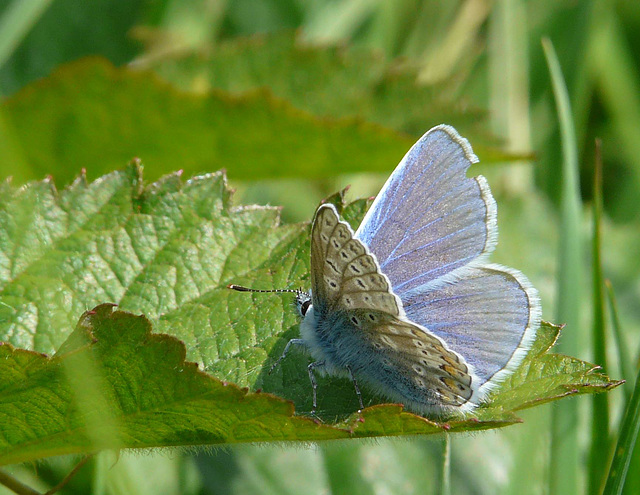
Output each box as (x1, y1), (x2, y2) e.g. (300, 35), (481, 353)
(0, 0), (638, 494)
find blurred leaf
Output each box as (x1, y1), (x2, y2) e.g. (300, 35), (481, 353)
(0, 57), (414, 184)
(148, 32), (471, 133)
(224, 0), (303, 35)
(148, 32), (530, 163)
(0, 167), (622, 466)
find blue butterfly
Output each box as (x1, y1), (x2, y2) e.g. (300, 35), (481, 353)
(231, 125), (541, 416)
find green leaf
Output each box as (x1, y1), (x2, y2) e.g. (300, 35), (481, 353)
(150, 32), (479, 136)
(318, 186), (373, 232)
(479, 322), (621, 418)
(0, 168), (622, 465)
(0, 57), (413, 185)
(149, 32), (531, 164)
(0, 303), (349, 466)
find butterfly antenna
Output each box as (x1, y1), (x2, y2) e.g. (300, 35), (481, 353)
(227, 284), (301, 294)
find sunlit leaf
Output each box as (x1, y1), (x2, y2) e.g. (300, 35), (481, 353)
(0, 168), (622, 465)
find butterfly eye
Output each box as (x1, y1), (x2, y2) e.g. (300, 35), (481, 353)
(300, 299), (311, 316)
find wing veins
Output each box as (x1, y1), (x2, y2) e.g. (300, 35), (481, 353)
(382, 195), (487, 266)
(364, 144), (450, 240)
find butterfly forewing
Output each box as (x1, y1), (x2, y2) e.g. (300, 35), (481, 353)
(355, 126), (497, 295)
(311, 204), (402, 316)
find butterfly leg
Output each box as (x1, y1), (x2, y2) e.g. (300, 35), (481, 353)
(269, 338), (306, 374)
(308, 360), (326, 414)
(346, 365), (364, 410)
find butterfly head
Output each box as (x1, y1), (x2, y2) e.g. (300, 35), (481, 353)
(295, 290), (312, 317)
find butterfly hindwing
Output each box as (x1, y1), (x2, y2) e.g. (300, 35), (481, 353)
(350, 310), (475, 408)
(402, 264), (540, 393)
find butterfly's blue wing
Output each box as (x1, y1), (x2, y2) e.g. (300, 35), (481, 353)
(355, 125), (496, 296)
(401, 265), (540, 395)
(354, 124), (541, 398)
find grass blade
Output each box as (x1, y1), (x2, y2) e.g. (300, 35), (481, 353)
(440, 435), (451, 495)
(604, 280), (640, 495)
(606, 280), (632, 401)
(602, 364), (640, 495)
(0, 0), (54, 72)
(588, 138), (609, 494)
(542, 37), (583, 495)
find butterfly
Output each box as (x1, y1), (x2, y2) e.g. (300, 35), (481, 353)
(230, 125), (541, 416)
